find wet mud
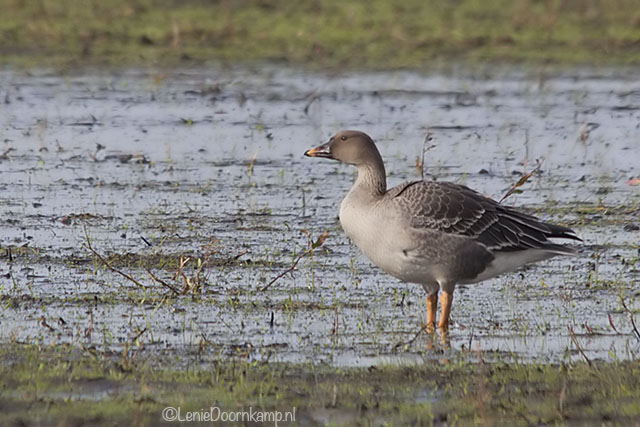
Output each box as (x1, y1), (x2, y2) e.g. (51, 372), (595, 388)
(1, 66), (639, 366)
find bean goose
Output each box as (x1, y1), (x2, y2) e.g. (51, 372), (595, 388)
(305, 130), (581, 331)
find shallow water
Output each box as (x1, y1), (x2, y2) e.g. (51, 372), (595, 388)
(0, 66), (639, 366)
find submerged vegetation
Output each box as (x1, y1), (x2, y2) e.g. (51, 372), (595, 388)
(1, 0), (640, 68)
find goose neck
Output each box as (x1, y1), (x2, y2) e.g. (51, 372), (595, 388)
(355, 163), (386, 195)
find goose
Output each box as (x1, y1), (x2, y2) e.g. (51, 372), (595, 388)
(305, 130), (581, 331)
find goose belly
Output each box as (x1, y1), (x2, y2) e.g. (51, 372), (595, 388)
(339, 202), (433, 283)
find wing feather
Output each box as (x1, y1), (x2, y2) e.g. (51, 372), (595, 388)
(389, 180), (581, 252)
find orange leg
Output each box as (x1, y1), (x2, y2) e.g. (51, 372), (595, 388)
(426, 293), (438, 332)
(438, 291), (454, 330)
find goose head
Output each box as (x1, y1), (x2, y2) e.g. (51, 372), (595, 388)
(304, 130), (387, 194)
(304, 130), (382, 167)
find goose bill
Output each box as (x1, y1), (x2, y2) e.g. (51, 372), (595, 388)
(304, 142), (332, 158)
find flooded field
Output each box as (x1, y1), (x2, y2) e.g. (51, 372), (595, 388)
(1, 66), (639, 369)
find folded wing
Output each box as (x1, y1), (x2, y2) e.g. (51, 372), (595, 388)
(389, 180), (581, 254)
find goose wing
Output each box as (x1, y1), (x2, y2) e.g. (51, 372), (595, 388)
(388, 180), (581, 253)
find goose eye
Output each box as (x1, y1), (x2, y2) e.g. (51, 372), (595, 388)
(340, 135), (347, 141)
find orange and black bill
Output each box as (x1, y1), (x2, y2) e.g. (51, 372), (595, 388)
(304, 141), (332, 158)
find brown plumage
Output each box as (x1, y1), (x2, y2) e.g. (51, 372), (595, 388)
(305, 130), (581, 331)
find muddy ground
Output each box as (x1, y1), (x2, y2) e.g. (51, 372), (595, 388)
(1, 66), (639, 369)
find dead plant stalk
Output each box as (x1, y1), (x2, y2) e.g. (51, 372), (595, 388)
(260, 230), (328, 292)
(83, 223), (149, 290)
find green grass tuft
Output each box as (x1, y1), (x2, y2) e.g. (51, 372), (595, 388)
(1, 0), (640, 69)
